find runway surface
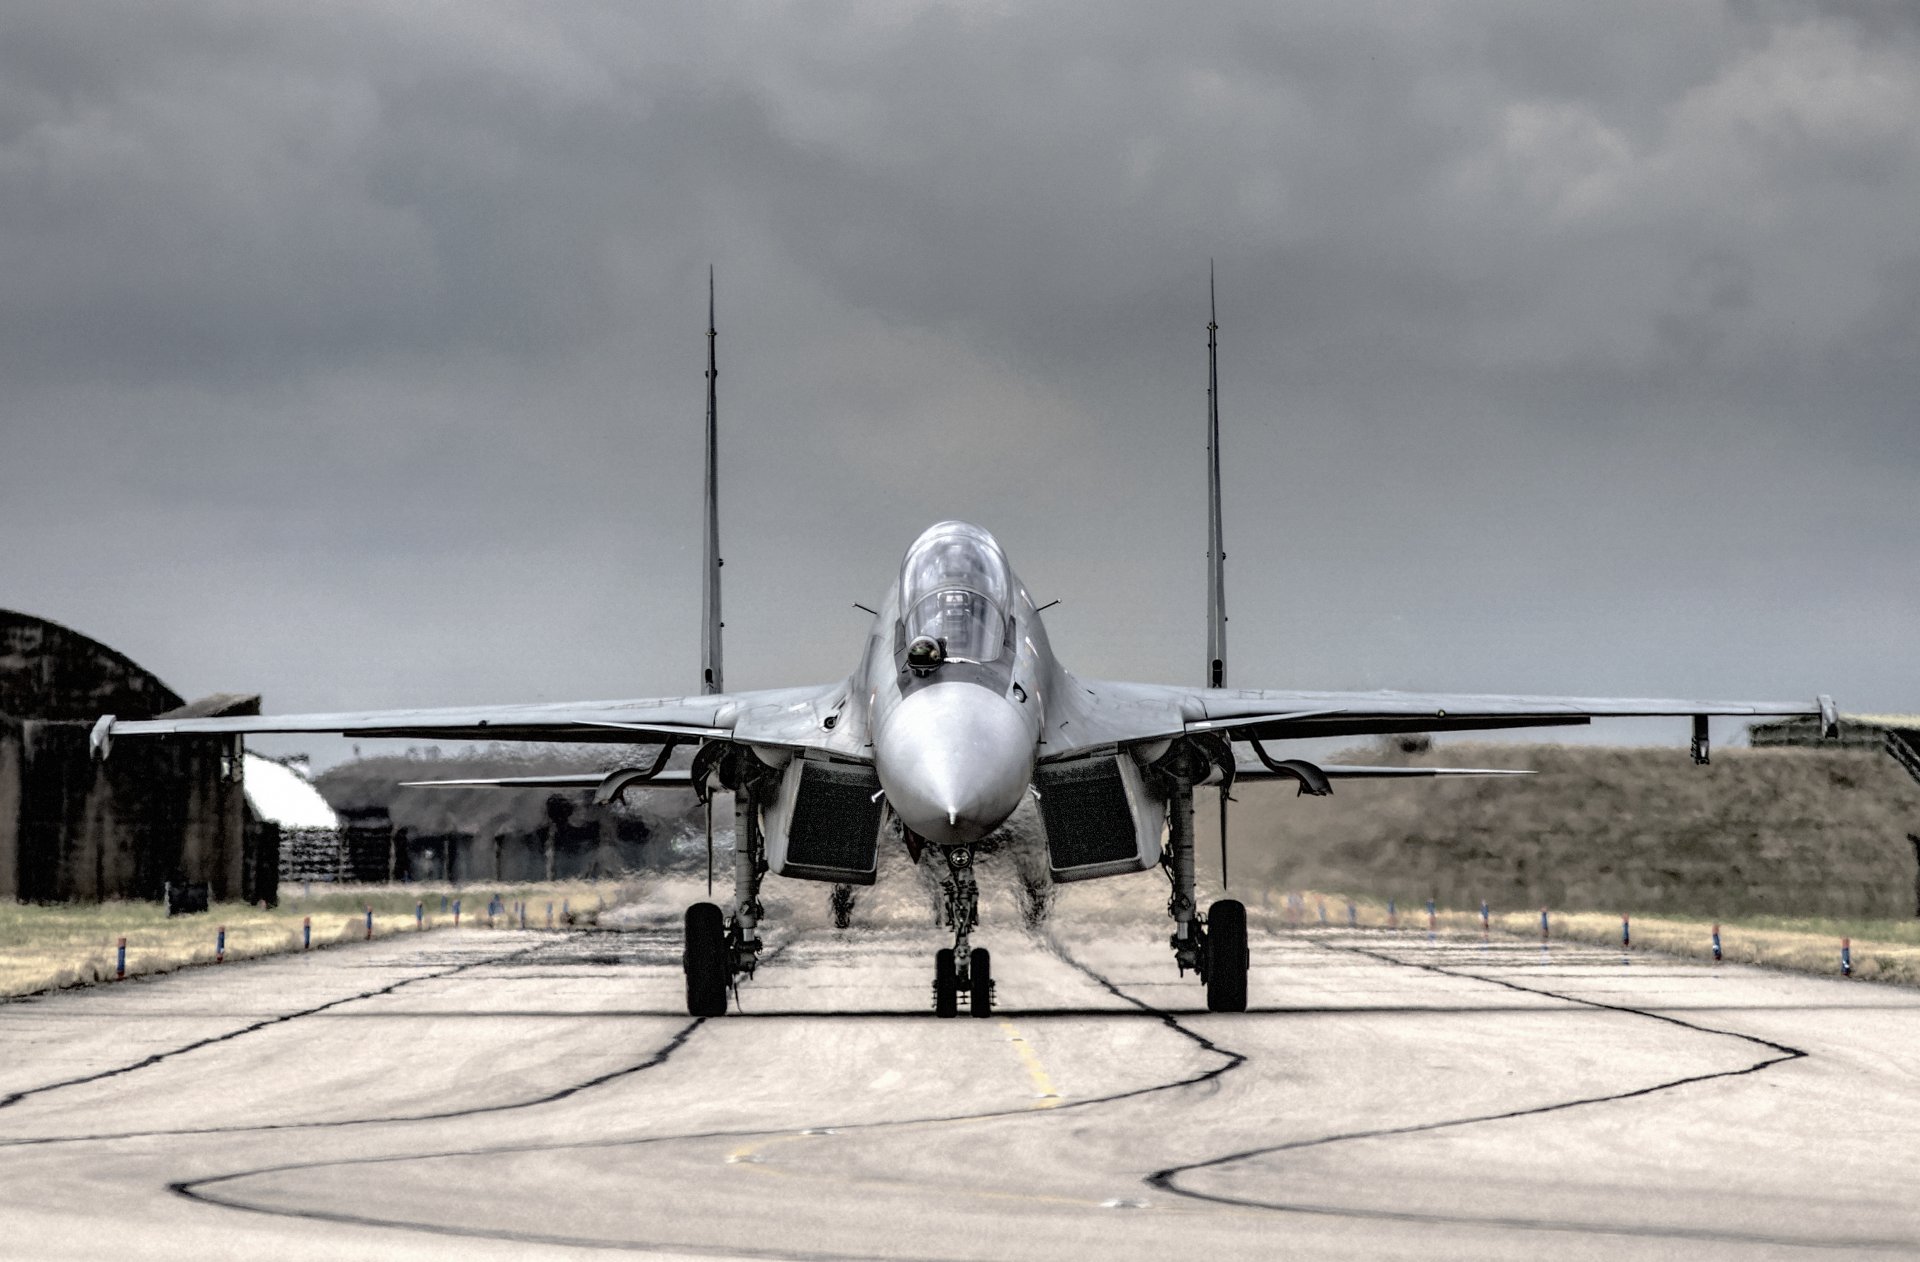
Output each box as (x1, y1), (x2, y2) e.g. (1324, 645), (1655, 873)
(3, 895), (1919, 1260)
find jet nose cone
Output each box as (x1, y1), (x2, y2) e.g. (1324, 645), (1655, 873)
(876, 682), (1033, 846)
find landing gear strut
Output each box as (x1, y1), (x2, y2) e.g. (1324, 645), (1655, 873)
(932, 845), (992, 1018)
(1163, 773), (1248, 1012)
(728, 781), (767, 980)
(682, 751), (770, 1016)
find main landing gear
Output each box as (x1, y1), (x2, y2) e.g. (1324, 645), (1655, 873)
(1163, 775), (1249, 1012)
(683, 757), (769, 1017)
(932, 844), (993, 1018)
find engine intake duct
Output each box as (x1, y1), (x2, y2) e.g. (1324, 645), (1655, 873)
(771, 758), (883, 885)
(1034, 753), (1159, 882)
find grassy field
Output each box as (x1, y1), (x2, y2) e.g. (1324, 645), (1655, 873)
(0, 880), (637, 999)
(1262, 892), (1920, 985)
(1219, 743), (1920, 921)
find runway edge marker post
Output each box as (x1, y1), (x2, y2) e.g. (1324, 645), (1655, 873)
(1712, 923), (1721, 962)
(1842, 937), (1853, 978)
(215, 926), (225, 964)
(115, 936), (125, 980)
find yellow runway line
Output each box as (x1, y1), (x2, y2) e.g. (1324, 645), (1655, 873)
(999, 1018), (1063, 1107)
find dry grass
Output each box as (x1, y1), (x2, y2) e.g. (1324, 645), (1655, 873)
(0, 880), (638, 998)
(1265, 890), (1920, 986)
(1220, 743), (1920, 921)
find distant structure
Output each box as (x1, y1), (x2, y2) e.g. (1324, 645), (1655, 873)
(1752, 712), (1920, 771)
(243, 752), (341, 885)
(315, 752), (685, 884)
(1753, 713), (1920, 916)
(0, 609), (277, 904)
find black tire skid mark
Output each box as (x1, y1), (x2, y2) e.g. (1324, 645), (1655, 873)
(0, 928), (709, 1150)
(1142, 937), (1914, 1253)
(169, 932), (1248, 1258)
(0, 938), (557, 1112)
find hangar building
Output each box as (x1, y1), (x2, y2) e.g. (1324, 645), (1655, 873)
(0, 609), (276, 904)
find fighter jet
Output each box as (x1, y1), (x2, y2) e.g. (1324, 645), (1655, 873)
(93, 273), (1836, 1018)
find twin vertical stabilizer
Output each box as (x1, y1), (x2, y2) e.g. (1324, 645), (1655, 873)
(702, 267), (724, 695)
(1205, 264), (1227, 691)
(1206, 266), (1232, 889)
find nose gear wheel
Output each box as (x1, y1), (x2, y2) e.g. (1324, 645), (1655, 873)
(931, 846), (994, 1017)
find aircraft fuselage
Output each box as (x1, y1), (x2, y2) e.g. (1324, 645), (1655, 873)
(856, 521), (1051, 849)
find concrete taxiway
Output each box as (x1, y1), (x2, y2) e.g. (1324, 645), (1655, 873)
(2, 894), (1918, 1259)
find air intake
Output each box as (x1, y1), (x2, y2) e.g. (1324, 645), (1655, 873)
(1034, 753), (1159, 882)
(775, 759), (882, 884)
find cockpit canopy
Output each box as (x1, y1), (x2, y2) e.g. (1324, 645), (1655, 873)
(899, 522), (1012, 665)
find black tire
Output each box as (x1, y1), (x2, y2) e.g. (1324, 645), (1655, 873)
(934, 947), (958, 1018)
(683, 903), (730, 1017)
(1205, 898), (1249, 1013)
(968, 947), (993, 1018)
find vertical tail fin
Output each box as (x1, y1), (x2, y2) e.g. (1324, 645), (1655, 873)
(1206, 263), (1227, 690)
(702, 266), (724, 696)
(1206, 265), (1231, 889)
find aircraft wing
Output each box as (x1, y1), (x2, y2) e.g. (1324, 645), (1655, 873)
(1233, 762), (1532, 781)
(92, 681), (863, 760)
(399, 771), (694, 789)
(1041, 677), (1836, 761)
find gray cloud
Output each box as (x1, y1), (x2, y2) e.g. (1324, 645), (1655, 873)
(1, 1), (1914, 760)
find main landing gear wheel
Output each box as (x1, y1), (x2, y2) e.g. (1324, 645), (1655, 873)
(934, 947), (959, 1018)
(1205, 898), (1248, 1013)
(684, 902), (730, 1017)
(968, 947), (993, 1018)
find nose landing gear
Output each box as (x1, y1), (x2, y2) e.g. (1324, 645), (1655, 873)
(931, 844), (993, 1017)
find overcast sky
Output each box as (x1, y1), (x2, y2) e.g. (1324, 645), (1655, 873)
(3, 1), (1915, 763)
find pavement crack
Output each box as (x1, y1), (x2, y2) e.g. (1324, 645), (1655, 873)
(1141, 935), (1839, 1250)
(160, 929), (1241, 1256)
(0, 940), (555, 1113)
